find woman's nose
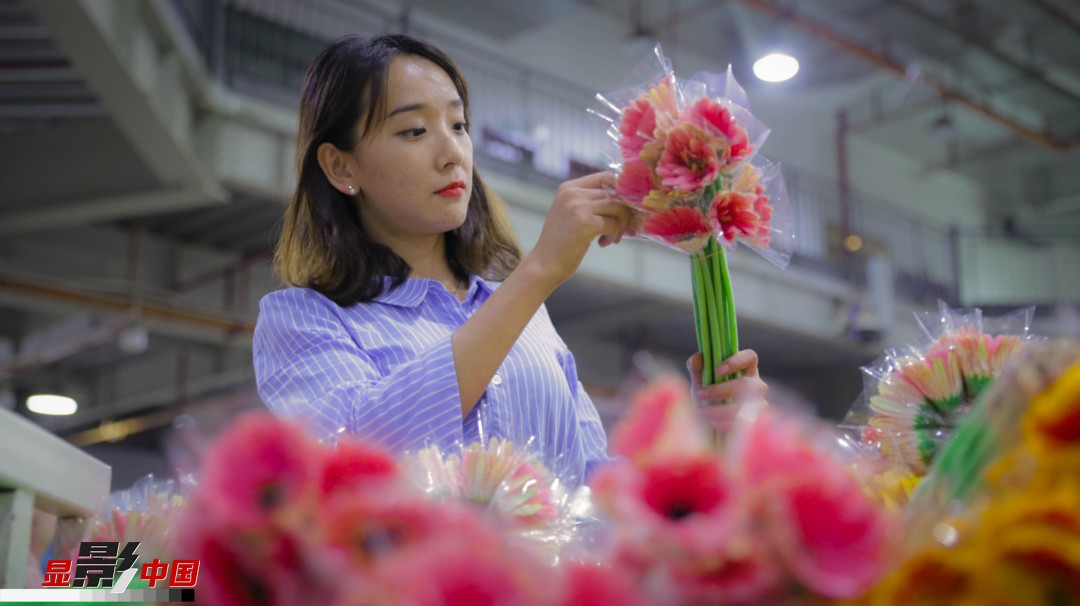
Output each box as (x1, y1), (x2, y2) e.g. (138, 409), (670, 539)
(437, 128), (466, 168)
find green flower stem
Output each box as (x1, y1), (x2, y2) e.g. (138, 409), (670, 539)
(701, 241), (724, 388)
(691, 252), (712, 385)
(716, 241), (740, 382)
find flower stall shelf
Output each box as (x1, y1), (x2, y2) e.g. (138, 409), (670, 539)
(0, 407), (111, 588)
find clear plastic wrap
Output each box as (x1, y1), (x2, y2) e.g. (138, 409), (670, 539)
(86, 474), (189, 561)
(841, 301), (1037, 476)
(401, 437), (595, 564)
(858, 338), (1080, 604)
(589, 377), (899, 604)
(588, 44), (795, 268)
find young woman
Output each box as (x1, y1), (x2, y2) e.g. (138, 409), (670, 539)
(253, 34), (766, 483)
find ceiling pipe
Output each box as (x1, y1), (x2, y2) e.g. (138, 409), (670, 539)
(882, 0), (1080, 107)
(0, 273), (254, 336)
(1027, 0), (1080, 39)
(736, 0), (1076, 151)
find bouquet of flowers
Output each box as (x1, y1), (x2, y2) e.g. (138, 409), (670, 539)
(589, 378), (898, 604)
(590, 45), (794, 387)
(859, 338), (1080, 605)
(402, 438), (590, 562)
(87, 474), (189, 562)
(842, 302), (1035, 477)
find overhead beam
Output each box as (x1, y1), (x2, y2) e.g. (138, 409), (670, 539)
(23, 0), (228, 203)
(882, 0), (1080, 106)
(0, 187), (225, 236)
(737, 0), (1078, 151)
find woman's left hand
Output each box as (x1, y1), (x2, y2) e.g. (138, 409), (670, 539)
(686, 349), (769, 433)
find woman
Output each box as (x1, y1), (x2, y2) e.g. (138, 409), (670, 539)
(253, 34), (766, 483)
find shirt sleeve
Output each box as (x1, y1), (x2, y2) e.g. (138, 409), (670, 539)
(252, 289), (463, 452)
(544, 308), (610, 480)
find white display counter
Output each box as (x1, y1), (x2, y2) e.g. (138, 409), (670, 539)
(0, 408), (111, 588)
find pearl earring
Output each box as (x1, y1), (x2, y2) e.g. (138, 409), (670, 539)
(347, 185), (356, 194)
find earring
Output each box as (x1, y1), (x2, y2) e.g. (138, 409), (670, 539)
(347, 185), (356, 195)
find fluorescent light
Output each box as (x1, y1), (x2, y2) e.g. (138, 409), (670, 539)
(753, 53), (800, 83)
(27, 394), (78, 416)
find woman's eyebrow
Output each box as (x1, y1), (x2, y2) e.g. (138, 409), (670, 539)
(386, 98), (464, 118)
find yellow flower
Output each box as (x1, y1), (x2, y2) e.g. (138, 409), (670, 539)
(1023, 360), (1080, 452)
(862, 546), (986, 606)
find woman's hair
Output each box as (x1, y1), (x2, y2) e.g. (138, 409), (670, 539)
(274, 34), (521, 306)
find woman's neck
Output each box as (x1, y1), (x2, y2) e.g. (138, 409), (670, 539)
(382, 232), (460, 285)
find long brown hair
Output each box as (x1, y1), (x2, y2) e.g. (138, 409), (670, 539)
(274, 34), (521, 306)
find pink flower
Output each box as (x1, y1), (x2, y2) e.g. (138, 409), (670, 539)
(609, 377), (708, 464)
(642, 207), (712, 253)
(615, 161), (655, 204)
(682, 98), (753, 168)
(557, 562), (644, 606)
(656, 123), (722, 193)
(370, 534), (552, 606)
(897, 348), (964, 412)
(666, 541), (783, 605)
(592, 455), (739, 558)
(200, 414), (323, 531)
(769, 471), (894, 599)
(619, 98), (658, 161)
(737, 409), (895, 599)
(319, 439), (398, 506)
(317, 491), (455, 570)
(708, 191), (766, 246)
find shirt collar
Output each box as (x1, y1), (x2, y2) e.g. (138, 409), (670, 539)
(373, 274), (494, 308)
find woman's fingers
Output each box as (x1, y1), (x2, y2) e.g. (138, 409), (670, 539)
(714, 349), (760, 378)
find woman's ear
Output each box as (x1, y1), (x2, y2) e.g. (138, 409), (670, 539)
(317, 142), (360, 196)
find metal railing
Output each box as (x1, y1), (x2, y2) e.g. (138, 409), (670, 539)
(166, 0), (988, 306)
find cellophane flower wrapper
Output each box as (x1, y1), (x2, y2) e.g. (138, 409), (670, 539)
(840, 302), (1037, 480)
(86, 473), (189, 562)
(588, 377), (899, 604)
(858, 338), (1080, 604)
(170, 412), (568, 606)
(401, 436), (593, 564)
(589, 44), (796, 389)
(588, 44), (795, 266)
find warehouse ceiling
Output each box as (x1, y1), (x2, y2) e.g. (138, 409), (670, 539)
(0, 0), (1076, 447)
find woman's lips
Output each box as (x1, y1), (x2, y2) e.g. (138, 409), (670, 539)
(435, 181), (466, 198)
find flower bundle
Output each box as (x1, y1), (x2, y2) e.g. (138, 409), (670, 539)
(171, 415), (627, 606)
(87, 474), (188, 562)
(590, 378), (898, 604)
(402, 438), (589, 563)
(843, 303), (1035, 476)
(590, 45), (794, 387)
(858, 338), (1080, 605)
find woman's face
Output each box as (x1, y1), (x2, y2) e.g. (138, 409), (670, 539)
(350, 56), (473, 247)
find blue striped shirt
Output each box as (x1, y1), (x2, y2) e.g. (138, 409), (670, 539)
(252, 275), (609, 484)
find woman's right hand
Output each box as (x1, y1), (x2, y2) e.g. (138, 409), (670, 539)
(523, 171), (635, 287)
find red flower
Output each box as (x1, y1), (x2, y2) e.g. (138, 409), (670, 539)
(770, 471), (894, 599)
(615, 161), (655, 204)
(738, 409), (896, 599)
(682, 98), (753, 168)
(609, 377), (708, 465)
(317, 492), (457, 570)
(709, 191), (766, 246)
(319, 439), (398, 506)
(593, 455), (739, 558)
(371, 534), (552, 606)
(657, 123), (722, 193)
(642, 207), (711, 253)
(557, 562), (644, 606)
(619, 97), (658, 161)
(667, 542), (783, 605)
(200, 414), (323, 531)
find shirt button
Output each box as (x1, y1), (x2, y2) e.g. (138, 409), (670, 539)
(491, 374), (503, 386)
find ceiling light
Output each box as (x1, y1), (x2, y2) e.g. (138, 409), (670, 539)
(753, 53), (799, 83)
(27, 394), (78, 416)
